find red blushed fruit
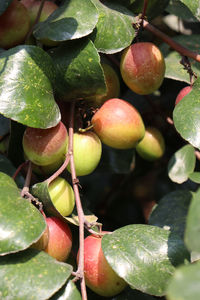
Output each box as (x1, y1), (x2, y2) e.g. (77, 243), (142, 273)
(44, 217), (72, 262)
(120, 42), (165, 95)
(23, 121), (68, 166)
(175, 85), (192, 105)
(0, 0), (30, 49)
(77, 234), (127, 297)
(27, 0), (58, 26)
(91, 98), (145, 149)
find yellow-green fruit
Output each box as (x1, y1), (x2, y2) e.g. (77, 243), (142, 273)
(136, 127), (165, 161)
(48, 177), (75, 216)
(67, 132), (102, 176)
(86, 63), (120, 107)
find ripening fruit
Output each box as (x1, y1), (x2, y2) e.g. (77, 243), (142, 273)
(31, 222), (49, 251)
(175, 85), (192, 105)
(67, 131), (102, 176)
(136, 127), (165, 161)
(86, 63), (120, 107)
(91, 98), (145, 149)
(77, 234), (127, 297)
(0, 0), (30, 49)
(44, 217), (72, 262)
(120, 42), (165, 95)
(23, 121), (68, 167)
(48, 177), (75, 217)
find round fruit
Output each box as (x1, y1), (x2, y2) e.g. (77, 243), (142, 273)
(136, 127), (165, 161)
(0, 0), (30, 49)
(44, 217), (72, 262)
(31, 223), (49, 251)
(23, 121), (68, 166)
(77, 234), (127, 297)
(86, 63), (120, 107)
(48, 177), (75, 217)
(91, 98), (145, 149)
(67, 131), (102, 176)
(175, 85), (192, 105)
(120, 42), (165, 95)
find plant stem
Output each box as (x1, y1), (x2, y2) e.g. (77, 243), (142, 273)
(12, 160), (29, 180)
(69, 102), (87, 300)
(143, 20), (200, 63)
(25, 0), (46, 43)
(21, 161), (32, 197)
(46, 154), (70, 185)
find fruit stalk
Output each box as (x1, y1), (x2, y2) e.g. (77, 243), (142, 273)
(68, 102), (87, 300)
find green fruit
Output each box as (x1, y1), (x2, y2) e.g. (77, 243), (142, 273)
(136, 127), (165, 161)
(86, 63), (120, 107)
(48, 177), (75, 217)
(23, 121), (68, 166)
(91, 98), (145, 149)
(120, 42), (165, 95)
(67, 131), (102, 176)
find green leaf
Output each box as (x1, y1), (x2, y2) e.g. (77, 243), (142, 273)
(185, 189), (200, 252)
(189, 172), (200, 183)
(149, 190), (192, 239)
(0, 172), (46, 255)
(99, 145), (135, 173)
(180, 0), (200, 20)
(0, 154), (24, 188)
(166, 0), (198, 21)
(90, 0), (135, 54)
(0, 0), (13, 15)
(31, 181), (98, 226)
(50, 280), (81, 300)
(0, 45), (60, 128)
(49, 39), (106, 100)
(102, 224), (189, 296)
(34, 0), (98, 43)
(166, 261), (200, 300)
(0, 114), (9, 137)
(130, 0), (169, 20)
(173, 78), (200, 149)
(0, 249), (73, 300)
(168, 145), (196, 184)
(162, 35), (200, 83)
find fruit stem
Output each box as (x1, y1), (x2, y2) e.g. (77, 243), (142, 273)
(12, 160), (29, 180)
(20, 161), (32, 197)
(25, 0), (46, 43)
(142, 20), (200, 63)
(68, 102), (88, 300)
(45, 154), (70, 185)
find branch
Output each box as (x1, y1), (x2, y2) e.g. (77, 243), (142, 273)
(68, 102), (87, 300)
(45, 154), (70, 185)
(143, 20), (200, 63)
(21, 161), (32, 197)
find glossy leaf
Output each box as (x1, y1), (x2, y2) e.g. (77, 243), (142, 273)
(0, 172), (45, 255)
(189, 172), (200, 183)
(166, 0), (198, 21)
(173, 78), (200, 149)
(0, 0), (12, 15)
(130, 0), (169, 19)
(168, 145), (196, 183)
(185, 189), (200, 252)
(0, 45), (60, 128)
(180, 0), (200, 20)
(0, 249), (73, 300)
(49, 39), (106, 100)
(34, 0), (98, 43)
(90, 0), (135, 54)
(162, 35), (200, 83)
(50, 280), (81, 300)
(31, 181), (98, 226)
(166, 261), (200, 300)
(149, 190), (192, 239)
(102, 224), (189, 296)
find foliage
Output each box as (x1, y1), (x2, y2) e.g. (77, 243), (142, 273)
(0, 0), (200, 299)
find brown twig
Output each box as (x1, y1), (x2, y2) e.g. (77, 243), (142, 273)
(45, 154), (70, 185)
(68, 102), (87, 300)
(20, 161), (32, 197)
(143, 20), (200, 63)
(12, 160), (29, 180)
(25, 0), (46, 43)
(195, 151), (200, 161)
